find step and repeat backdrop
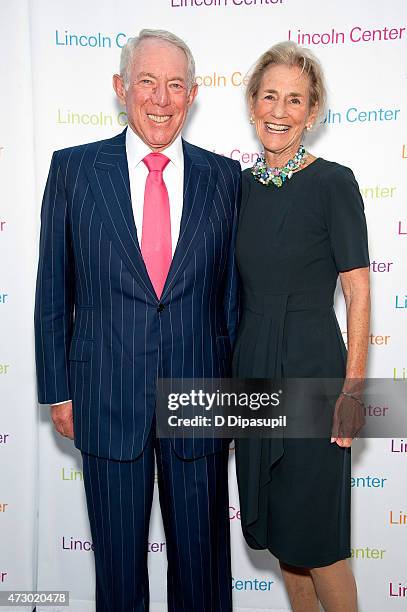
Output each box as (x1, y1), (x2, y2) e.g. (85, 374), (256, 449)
(0, 0), (406, 611)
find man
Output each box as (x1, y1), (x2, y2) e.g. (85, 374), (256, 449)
(35, 29), (241, 611)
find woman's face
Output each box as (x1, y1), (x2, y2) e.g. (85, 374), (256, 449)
(251, 63), (318, 161)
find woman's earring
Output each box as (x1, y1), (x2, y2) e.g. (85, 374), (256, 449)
(306, 124), (313, 131)
(250, 116), (255, 125)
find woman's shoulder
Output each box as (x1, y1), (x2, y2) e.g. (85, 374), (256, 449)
(241, 167), (254, 191)
(315, 158), (363, 212)
(315, 158), (357, 183)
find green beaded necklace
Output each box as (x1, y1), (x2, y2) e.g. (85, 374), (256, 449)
(251, 145), (308, 187)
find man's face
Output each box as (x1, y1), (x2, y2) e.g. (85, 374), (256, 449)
(113, 38), (198, 152)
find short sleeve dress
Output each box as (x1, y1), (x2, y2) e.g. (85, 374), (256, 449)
(233, 158), (369, 568)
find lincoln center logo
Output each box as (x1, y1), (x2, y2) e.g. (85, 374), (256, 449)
(229, 506), (241, 520)
(390, 439), (407, 453)
(351, 547), (386, 560)
(361, 187), (396, 200)
(288, 25), (406, 45)
(389, 581), (407, 597)
(171, 0), (284, 7)
(61, 536), (166, 553)
(232, 577), (274, 591)
(212, 148), (260, 165)
(322, 107), (400, 124)
(393, 367), (406, 380)
(398, 221), (406, 235)
(369, 261), (393, 272)
(57, 109), (127, 127)
(61, 467), (83, 481)
(148, 542), (166, 553)
(55, 30), (128, 48)
(195, 72), (249, 87)
(395, 295), (407, 309)
(351, 476), (388, 488)
(62, 536), (94, 551)
(342, 331), (391, 347)
(389, 511), (407, 525)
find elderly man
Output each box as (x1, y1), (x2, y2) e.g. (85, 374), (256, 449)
(35, 29), (240, 611)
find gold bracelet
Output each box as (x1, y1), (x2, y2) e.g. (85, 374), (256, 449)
(341, 391), (364, 405)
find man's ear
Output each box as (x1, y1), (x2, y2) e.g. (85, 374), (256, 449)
(187, 83), (198, 108)
(113, 74), (126, 105)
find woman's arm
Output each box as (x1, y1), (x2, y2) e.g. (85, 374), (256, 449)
(340, 266), (370, 381)
(331, 266), (370, 447)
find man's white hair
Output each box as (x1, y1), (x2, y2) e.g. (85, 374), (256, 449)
(120, 29), (196, 91)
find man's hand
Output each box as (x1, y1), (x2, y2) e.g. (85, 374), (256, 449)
(50, 401), (74, 439)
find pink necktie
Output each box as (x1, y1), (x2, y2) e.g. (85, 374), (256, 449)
(141, 152), (172, 298)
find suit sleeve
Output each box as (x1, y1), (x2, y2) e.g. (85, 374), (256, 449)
(34, 151), (75, 404)
(223, 162), (241, 348)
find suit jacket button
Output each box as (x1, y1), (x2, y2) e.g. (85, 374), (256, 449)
(157, 303), (165, 313)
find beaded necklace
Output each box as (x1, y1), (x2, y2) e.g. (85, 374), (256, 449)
(251, 145), (308, 187)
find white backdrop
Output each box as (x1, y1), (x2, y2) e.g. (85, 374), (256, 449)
(0, 0), (406, 610)
(0, 3), (38, 612)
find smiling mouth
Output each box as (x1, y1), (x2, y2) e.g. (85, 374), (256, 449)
(265, 123), (290, 133)
(147, 114), (172, 124)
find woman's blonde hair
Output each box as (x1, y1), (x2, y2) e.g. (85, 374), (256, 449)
(246, 41), (326, 118)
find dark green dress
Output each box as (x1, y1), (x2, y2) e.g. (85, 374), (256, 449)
(233, 159), (369, 568)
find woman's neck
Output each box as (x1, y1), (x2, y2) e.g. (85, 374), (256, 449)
(264, 143), (302, 168)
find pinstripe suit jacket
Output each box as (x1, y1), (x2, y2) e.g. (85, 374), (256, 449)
(35, 129), (241, 460)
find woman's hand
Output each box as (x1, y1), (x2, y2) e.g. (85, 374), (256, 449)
(336, 267), (370, 448)
(331, 392), (365, 447)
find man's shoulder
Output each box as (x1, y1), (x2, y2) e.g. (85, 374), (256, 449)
(183, 140), (241, 175)
(52, 131), (125, 167)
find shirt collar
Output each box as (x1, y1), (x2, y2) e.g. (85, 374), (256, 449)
(126, 126), (183, 170)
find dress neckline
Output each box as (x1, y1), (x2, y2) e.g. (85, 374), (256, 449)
(296, 156), (321, 173)
(246, 156), (324, 186)
(287, 156), (323, 179)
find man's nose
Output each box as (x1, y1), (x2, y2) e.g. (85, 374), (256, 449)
(151, 82), (170, 106)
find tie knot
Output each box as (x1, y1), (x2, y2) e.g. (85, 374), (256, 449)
(143, 152), (170, 173)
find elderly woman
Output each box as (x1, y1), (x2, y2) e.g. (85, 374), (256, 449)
(233, 42), (370, 611)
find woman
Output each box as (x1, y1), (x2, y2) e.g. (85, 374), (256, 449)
(233, 42), (370, 611)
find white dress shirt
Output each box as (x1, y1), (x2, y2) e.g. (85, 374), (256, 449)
(52, 128), (184, 407)
(126, 126), (184, 257)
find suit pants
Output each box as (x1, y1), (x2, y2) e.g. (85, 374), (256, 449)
(81, 430), (232, 612)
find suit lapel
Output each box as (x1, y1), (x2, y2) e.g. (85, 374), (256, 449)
(161, 140), (217, 300)
(85, 132), (217, 302)
(85, 130), (157, 301)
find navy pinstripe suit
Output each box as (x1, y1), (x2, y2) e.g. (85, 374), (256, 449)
(35, 129), (241, 611)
